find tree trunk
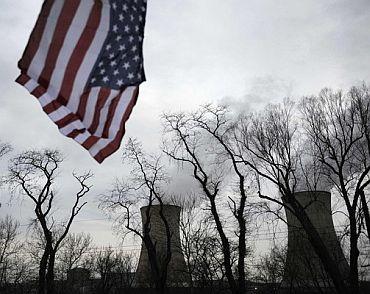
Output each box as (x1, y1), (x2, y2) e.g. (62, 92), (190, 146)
(46, 250), (56, 294)
(209, 198), (239, 294)
(38, 248), (50, 294)
(349, 214), (360, 294)
(360, 191), (370, 243)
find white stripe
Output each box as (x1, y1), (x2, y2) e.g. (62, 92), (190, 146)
(75, 132), (90, 144)
(59, 119), (86, 136)
(27, 0), (65, 81)
(82, 87), (100, 128)
(88, 87), (136, 157)
(39, 93), (50, 107)
(67, 1), (110, 113)
(49, 108), (68, 122)
(94, 90), (119, 137)
(108, 87), (135, 137)
(47, 0), (94, 99)
(24, 79), (39, 92)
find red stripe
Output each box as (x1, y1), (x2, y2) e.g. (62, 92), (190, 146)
(76, 91), (91, 120)
(94, 87), (139, 163)
(66, 129), (83, 139)
(18, 0), (55, 71)
(15, 74), (31, 86)
(102, 90), (126, 138)
(55, 113), (78, 129)
(59, 1), (102, 106)
(42, 101), (61, 114)
(87, 88), (111, 134)
(83, 136), (100, 149)
(37, 0), (81, 89)
(32, 86), (47, 99)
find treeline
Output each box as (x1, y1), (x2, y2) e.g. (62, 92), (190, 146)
(0, 84), (370, 294)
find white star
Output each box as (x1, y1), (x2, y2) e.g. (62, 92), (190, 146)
(112, 2), (117, 10)
(133, 55), (140, 62)
(127, 73), (134, 79)
(119, 14), (124, 21)
(91, 77), (96, 83)
(132, 6), (137, 11)
(123, 4), (128, 11)
(129, 36), (134, 43)
(135, 25), (139, 32)
(130, 15), (134, 22)
(123, 62), (130, 70)
(124, 25), (130, 33)
(121, 53), (127, 59)
(106, 44), (112, 50)
(131, 45), (137, 52)
(110, 60), (117, 67)
(100, 69), (105, 74)
(139, 15), (143, 22)
(102, 76), (109, 82)
(141, 6), (146, 12)
(116, 35), (122, 41)
(119, 45), (126, 51)
(109, 53), (115, 59)
(113, 24), (118, 33)
(138, 36), (143, 42)
(116, 79), (124, 86)
(137, 73), (142, 79)
(98, 61), (104, 67)
(113, 69), (119, 75)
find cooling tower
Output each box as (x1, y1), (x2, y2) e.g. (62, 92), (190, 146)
(283, 191), (349, 290)
(134, 204), (190, 287)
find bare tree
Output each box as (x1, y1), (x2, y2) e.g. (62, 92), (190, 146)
(0, 216), (22, 287)
(177, 197), (230, 291)
(0, 141), (12, 159)
(300, 85), (370, 293)
(253, 244), (286, 294)
(85, 247), (136, 294)
(57, 232), (92, 279)
(163, 106), (256, 294)
(100, 139), (173, 294)
(5, 149), (92, 294)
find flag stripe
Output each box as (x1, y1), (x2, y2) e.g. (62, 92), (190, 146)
(93, 91), (118, 137)
(93, 87), (139, 163)
(37, 0), (81, 89)
(66, 1), (110, 114)
(47, 0), (94, 103)
(87, 88), (111, 134)
(89, 87), (136, 157)
(27, 0), (65, 81)
(58, 0), (101, 106)
(18, 0), (55, 71)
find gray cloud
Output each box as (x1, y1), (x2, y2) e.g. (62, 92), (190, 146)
(0, 0), (369, 247)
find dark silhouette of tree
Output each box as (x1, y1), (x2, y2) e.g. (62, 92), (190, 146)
(5, 149), (92, 294)
(300, 85), (370, 293)
(57, 232), (92, 279)
(163, 106), (256, 294)
(99, 139), (173, 294)
(0, 216), (22, 287)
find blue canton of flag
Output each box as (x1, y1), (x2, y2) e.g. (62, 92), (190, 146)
(89, 0), (147, 89)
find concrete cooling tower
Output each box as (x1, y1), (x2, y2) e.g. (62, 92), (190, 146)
(283, 191), (349, 290)
(134, 204), (190, 287)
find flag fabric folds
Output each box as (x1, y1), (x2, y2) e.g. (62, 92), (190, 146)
(16, 0), (147, 163)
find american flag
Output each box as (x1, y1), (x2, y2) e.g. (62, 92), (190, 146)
(16, 0), (147, 163)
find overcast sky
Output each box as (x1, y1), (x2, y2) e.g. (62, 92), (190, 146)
(1, 0), (370, 252)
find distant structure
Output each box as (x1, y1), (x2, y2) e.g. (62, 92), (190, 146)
(134, 204), (190, 287)
(283, 191), (349, 290)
